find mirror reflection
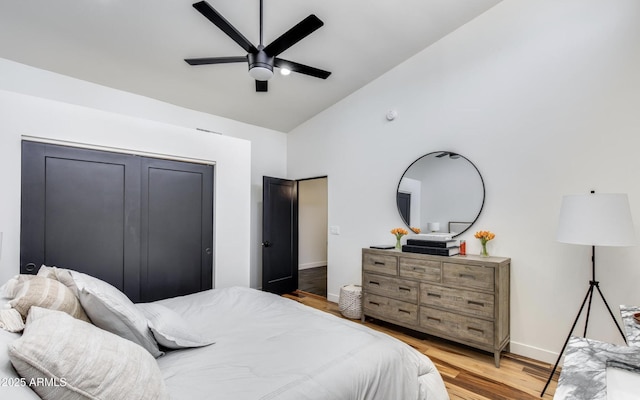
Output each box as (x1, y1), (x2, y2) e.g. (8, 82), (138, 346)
(396, 151), (485, 237)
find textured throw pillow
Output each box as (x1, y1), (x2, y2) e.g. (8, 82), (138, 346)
(37, 265), (78, 297)
(69, 271), (163, 358)
(8, 307), (170, 400)
(0, 275), (89, 332)
(136, 303), (215, 349)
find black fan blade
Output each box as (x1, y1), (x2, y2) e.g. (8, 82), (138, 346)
(255, 80), (268, 92)
(185, 56), (247, 65)
(193, 1), (257, 53)
(275, 58), (331, 79)
(263, 15), (323, 57)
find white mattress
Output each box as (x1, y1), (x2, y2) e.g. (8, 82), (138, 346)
(153, 287), (449, 400)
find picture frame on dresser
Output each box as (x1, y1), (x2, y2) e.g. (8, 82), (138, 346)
(361, 248), (510, 367)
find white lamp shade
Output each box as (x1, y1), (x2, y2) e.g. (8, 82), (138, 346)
(427, 222), (440, 232)
(556, 193), (636, 246)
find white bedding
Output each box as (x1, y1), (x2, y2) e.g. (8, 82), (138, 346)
(0, 288), (449, 400)
(154, 287), (448, 400)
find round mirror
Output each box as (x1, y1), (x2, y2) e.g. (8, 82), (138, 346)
(396, 151), (485, 237)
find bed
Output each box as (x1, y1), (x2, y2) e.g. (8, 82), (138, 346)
(0, 268), (449, 400)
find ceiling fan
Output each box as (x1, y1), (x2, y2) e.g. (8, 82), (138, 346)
(185, 0), (331, 92)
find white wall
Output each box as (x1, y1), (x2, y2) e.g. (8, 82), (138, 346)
(0, 58), (288, 290)
(299, 178), (328, 269)
(288, 0), (640, 364)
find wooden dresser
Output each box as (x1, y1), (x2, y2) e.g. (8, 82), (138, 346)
(361, 248), (510, 367)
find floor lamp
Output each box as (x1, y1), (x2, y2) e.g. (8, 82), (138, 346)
(541, 192), (636, 397)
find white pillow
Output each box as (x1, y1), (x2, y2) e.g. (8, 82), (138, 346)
(68, 271), (162, 358)
(8, 307), (169, 400)
(136, 303), (215, 349)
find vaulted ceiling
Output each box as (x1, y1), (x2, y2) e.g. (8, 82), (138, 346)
(0, 0), (501, 132)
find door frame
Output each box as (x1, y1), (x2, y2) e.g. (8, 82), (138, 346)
(262, 175), (327, 295)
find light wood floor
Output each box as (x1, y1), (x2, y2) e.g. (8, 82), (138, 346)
(283, 290), (558, 400)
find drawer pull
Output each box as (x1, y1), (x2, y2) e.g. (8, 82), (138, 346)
(427, 316), (441, 323)
(369, 301), (380, 306)
(468, 327), (485, 334)
(427, 293), (441, 298)
(369, 281), (380, 286)
(468, 300), (485, 307)
(398, 309), (411, 314)
(373, 261), (385, 265)
(398, 286), (411, 292)
(459, 273), (476, 279)
(411, 266), (426, 272)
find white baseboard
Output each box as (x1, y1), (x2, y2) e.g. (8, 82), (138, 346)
(299, 261), (327, 270)
(509, 341), (561, 365)
(327, 292), (339, 303)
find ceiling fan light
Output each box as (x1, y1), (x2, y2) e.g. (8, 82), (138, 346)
(249, 66), (273, 81)
(280, 68), (291, 76)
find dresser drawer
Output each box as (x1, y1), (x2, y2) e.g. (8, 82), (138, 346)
(364, 293), (418, 325)
(363, 252), (398, 276)
(419, 307), (494, 346)
(363, 273), (419, 303)
(420, 284), (494, 319)
(399, 257), (441, 282)
(443, 262), (494, 292)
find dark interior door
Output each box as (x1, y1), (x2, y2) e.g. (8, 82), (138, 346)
(398, 192), (411, 225)
(262, 176), (298, 294)
(141, 158), (213, 301)
(21, 141), (213, 302)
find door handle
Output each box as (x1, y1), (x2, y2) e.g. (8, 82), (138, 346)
(205, 248), (212, 255)
(262, 241), (272, 247)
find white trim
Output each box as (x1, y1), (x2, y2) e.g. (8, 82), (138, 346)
(21, 135), (216, 166)
(509, 341), (560, 365)
(327, 292), (339, 303)
(299, 261), (327, 270)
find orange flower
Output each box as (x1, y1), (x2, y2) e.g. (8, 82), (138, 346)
(410, 227), (421, 234)
(474, 230), (496, 244)
(390, 227), (409, 239)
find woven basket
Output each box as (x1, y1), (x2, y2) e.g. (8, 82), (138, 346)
(339, 284), (362, 319)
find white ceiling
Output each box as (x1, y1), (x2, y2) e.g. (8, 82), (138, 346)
(0, 0), (501, 132)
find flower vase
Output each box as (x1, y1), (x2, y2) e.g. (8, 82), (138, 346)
(480, 241), (489, 257)
(395, 237), (402, 250)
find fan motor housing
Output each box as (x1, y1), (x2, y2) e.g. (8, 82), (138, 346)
(248, 50), (274, 80)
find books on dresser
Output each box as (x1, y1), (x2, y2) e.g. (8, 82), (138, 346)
(406, 239), (458, 248)
(412, 233), (453, 241)
(402, 244), (460, 256)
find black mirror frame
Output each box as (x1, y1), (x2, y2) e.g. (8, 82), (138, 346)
(395, 151), (486, 237)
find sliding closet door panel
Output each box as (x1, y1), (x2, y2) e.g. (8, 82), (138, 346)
(21, 142), (141, 300)
(45, 158), (125, 281)
(141, 158), (213, 302)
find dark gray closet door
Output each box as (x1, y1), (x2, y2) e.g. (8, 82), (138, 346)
(21, 142), (141, 298)
(21, 141), (214, 303)
(140, 158), (213, 302)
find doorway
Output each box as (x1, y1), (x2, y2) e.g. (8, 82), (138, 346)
(297, 177), (328, 297)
